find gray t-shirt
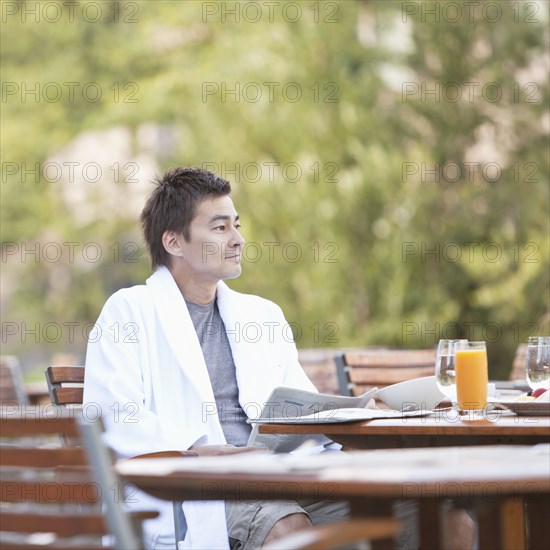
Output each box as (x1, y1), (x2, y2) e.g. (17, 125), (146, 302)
(185, 298), (251, 447)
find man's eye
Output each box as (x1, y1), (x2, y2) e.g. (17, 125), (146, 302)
(235, 224), (242, 230)
(214, 226), (225, 231)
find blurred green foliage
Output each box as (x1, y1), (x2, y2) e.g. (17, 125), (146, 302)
(1, 1), (548, 377)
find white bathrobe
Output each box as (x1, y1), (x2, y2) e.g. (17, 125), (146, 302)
(83, 266), (317, 549)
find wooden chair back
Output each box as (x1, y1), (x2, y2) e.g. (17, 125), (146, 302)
(0, 356), (28, 405)
(0, 409), (145, 549)
(264, 518), (398, 550)
(44, 364), (190, 544)
(335, 349), (437, 396)
(45, 365), (85, 407)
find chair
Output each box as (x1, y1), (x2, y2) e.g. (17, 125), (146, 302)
(0, 356), (28, 405)
(45, 365), (85, 407)
(0, 408), (152, 549)
(335, 349), (437, 396)
(264, 518), (398, 550)
(44, 364), (190, 543)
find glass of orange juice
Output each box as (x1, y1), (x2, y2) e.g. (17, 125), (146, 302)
(455, 341), (488, 417)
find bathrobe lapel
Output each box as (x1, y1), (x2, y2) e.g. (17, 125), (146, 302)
(146, 266), (215, 406)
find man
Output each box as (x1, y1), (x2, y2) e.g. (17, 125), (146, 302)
(84, 167), (471, 549)
(84, 168), (353, 549)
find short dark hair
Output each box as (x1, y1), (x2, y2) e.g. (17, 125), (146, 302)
(140, 167), (231, 270)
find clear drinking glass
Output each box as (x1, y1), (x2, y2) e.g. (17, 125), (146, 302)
(526, 336), (550, 391)
(455, 341), (488, 417)
(435, 339), (467, 403)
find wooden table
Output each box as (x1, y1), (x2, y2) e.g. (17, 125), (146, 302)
(258, 410), (550, 449)
(257, 410), (549, 548)
(117, 445), (550, 550)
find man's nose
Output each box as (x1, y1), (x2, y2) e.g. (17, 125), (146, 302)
(229, 228), (245, 247)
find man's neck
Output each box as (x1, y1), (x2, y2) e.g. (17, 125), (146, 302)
(168, 264), (217, 304)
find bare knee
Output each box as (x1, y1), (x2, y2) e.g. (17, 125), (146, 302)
(447, 509), (475, 550)
(262, 512), (312, 548)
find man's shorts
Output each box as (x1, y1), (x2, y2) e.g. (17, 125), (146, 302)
(225, 499), (418, 550)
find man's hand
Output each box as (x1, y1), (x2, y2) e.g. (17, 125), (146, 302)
(189, 444), (268, 456)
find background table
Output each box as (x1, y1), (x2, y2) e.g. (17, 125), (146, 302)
(257, 411), (550, 449)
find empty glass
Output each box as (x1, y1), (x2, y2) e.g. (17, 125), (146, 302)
(526, 336), (550, 391)
(435, 339), (467, 403)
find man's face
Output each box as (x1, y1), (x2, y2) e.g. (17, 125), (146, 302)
(171, 195), (245, 284)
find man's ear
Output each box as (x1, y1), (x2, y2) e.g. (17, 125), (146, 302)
(162, 230), (184, 258)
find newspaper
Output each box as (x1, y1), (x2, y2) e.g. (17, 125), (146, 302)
(246, 386), (378, 452)
(256, 407), (431, 423)
(246, 386), (435, 452)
